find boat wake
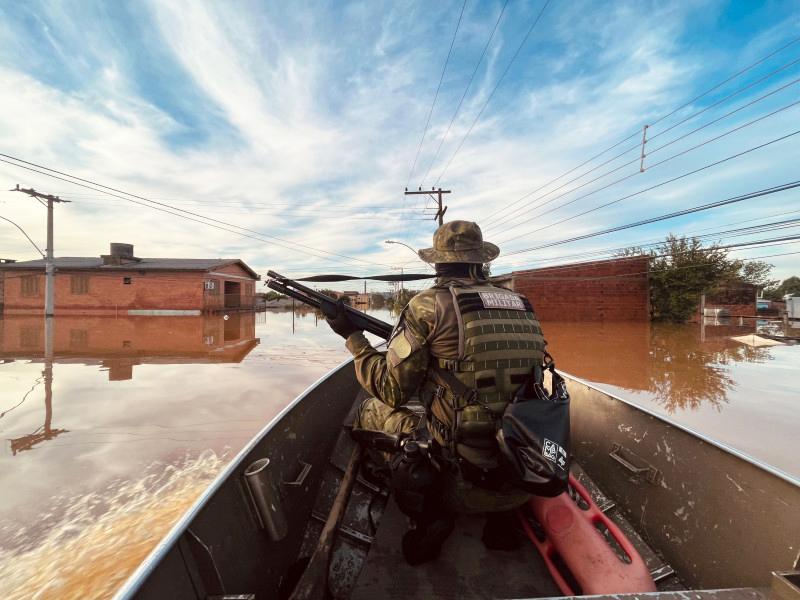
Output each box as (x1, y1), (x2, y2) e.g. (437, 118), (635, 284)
(0, 450), (227, 600)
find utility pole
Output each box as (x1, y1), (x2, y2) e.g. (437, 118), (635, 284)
(404, 187), (450, 227)
(11, 185), (70, 317)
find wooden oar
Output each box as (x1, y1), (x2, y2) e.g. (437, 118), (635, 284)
(290, 443), (363, 600)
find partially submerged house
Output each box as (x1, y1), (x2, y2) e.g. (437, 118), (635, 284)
(0, 243), (260, 316)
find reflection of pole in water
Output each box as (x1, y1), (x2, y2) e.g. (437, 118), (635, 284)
(292, 298), (295, 334)
(8, 317), (68, 455)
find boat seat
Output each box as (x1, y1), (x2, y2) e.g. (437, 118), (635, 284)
(351, 496), (561, 600)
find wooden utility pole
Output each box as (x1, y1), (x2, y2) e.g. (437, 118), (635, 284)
(404, 187), (450, 227)
(11, 185), (70, 317)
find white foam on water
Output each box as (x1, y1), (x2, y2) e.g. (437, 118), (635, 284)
(0, 450), (227, 600)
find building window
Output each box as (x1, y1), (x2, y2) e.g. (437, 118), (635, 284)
(20, 326), (41, 348)
(71, 274), (90, 295)
(70, 329), (88, 349)
(204, 279), (219, 295)
(123, 277), (132, 285)
(21, 275), (40, 297)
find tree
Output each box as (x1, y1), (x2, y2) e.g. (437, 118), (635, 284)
(388, 289), (417, 313)
(319, 289), (351, 305)
(619, 235), (776, 323)
(763, 276), (800, 300)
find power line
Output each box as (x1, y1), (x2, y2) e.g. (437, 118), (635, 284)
(482, 36), (800, 227)
(495, 249), (800, 282)
(491, 95), (800, 239)
(498, 126), (800, 246)
(0, 154), (390, 269)
(498, 219), (800, 272)
(417, 0), (510, 188)
(405, 0), (467, 189)
(485, 65), (800, 232)
(503, 179), (800, 257)
(433, 0), (552, 186)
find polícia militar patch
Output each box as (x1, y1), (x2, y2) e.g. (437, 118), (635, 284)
(478, 291), (525, 310)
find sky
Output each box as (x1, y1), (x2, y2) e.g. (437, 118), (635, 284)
(0, 0), (798, 292)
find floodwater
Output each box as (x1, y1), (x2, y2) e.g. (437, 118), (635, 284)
(0, 309), (797, 598)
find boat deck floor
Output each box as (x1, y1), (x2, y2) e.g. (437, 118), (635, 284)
(351, 497), (561, 600)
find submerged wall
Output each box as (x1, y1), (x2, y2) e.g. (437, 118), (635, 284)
(512, 256), (650, 321)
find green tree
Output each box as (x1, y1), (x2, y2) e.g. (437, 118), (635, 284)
(763, 276), (800, 300)
(319, 289), (351, 305)
(619, 235), (775, 323)
(388, 289), (417, 313)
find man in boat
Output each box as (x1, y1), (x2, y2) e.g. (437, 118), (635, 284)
(326, 220), (546, 564)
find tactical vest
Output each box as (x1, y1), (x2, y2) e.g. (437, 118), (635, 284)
(424, 282), (546, 471)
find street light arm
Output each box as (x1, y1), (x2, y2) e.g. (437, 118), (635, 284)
(384, 239), (419, 257)
(0, 214), (45, 257)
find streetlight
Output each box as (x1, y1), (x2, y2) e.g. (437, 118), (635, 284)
(385, 240), (418, 294)
(384, 240), (418, 257)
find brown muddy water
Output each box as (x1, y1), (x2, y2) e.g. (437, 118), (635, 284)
(0, 309), (797, 598)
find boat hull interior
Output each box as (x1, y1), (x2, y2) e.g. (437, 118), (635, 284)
(114, 361), (800, 600)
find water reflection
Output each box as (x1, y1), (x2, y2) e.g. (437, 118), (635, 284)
(0, 311), (343, 600)
(543, 320), (774, 412)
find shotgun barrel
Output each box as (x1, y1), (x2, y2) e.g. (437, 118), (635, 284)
(266, 270), (394, 340)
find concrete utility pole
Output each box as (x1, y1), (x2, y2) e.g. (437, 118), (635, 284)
(11, 185), (70, 317)
(404, 187), (450, 227)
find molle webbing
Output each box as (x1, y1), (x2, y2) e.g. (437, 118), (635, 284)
(426, 284), (546, 464)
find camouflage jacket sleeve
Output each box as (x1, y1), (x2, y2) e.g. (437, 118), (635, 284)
(344, 294), (433, 409)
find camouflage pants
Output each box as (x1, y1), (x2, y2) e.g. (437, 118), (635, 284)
(356, 397), (530, 514)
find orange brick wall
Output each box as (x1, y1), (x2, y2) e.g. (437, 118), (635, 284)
(1, 265), (258, 315)
(512, 256), (650, 322)
(0, 313), (257, 361)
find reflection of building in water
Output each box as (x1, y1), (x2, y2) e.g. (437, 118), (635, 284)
(2, 314), (259, 454)
(543, 320), (769, 413)
(0, 314), (259, 381)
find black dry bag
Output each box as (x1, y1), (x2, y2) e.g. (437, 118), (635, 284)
(496, 362), (570, 497)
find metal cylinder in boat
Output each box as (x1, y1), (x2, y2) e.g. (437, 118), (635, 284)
(243, 458), (289, 541)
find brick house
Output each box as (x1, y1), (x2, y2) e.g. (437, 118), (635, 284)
(508, 256), (651, 322)
(0, 243), (260, 316)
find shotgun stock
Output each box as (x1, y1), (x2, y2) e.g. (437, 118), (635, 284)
(266, 270), (393, 340)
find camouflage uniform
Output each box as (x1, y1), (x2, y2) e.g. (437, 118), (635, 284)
(344, 221), (541, 513)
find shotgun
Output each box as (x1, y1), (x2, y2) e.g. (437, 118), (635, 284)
(266, 270), (393, 340)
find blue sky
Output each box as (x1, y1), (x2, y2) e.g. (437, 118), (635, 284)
(0, 0), (798, 290)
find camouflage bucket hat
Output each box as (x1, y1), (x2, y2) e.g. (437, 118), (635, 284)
(418, 220), (500, 264)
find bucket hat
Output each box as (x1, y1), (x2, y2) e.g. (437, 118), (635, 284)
(418, 220), (500, 264)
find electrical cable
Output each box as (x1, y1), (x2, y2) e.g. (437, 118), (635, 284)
(0, 155), (390, 268)
(482, 36), (800, 226)
(485, 68), (800, 231)
(503, 179), (800, 256)
(433, 0), (551, 186)
(417, 0), (510, 188)
(498, 127), (800, 246)
(495, 248), (800, 282)
(496, 214), (800, 270)
(405, 0), (467, 189)
(491, 96), (800, 240)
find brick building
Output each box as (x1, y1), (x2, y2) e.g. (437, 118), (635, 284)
(0, 243), (260, 316)
(703, 282), (758, 317)
(509, 256), (651, 322)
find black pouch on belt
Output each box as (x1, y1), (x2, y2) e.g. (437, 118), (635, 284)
(496, 361), (570, 497)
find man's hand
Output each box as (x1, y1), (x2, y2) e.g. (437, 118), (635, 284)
(325, 299), (362, 340)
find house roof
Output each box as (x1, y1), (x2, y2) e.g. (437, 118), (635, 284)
(0, 257), (260, 279)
